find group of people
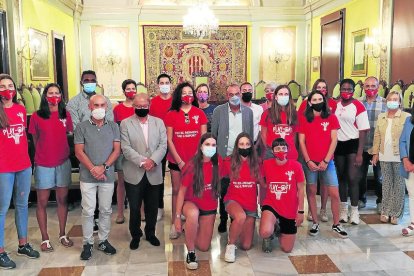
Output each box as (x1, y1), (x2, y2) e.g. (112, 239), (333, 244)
(1, 70), (414, 271)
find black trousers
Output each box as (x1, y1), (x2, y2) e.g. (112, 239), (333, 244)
(159, 154), (167, 209)
(125, 174), (160, 238)
(219, 177), (230, 222)
(359, 151), (383, 204)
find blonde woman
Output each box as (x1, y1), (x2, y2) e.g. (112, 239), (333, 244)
(372, 91), (410, 224)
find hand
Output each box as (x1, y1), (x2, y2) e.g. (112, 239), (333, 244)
(371, 154), (379, 166)
(91, 166), (106, 180)
(403, 159), (414, 172)
(174, 217), (182, 233)
(178, 161), (185, 170)
(307, 161), (319, 171)
(295, 213), (304, 227)
(142, 159), (155, 171)
(318, 161), (328, 171)
(354, 154), (363, 167)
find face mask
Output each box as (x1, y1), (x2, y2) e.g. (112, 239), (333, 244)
(202, 145), (216, 158)
(159, 84), (170, 94)
(340, 92), (353, 100)
(135, 108), (149, 117)
(319, 88), (327, 96)
(0, 89), (16, 100)
(46, 96), (61, 105)
(277, 95), (290, 106)
(265, 93), (274, 101)
(229, 95), (240, 106)
(91, 108), (105, 120)
(197, 93), (208, 103)
(125, 91), (136, 99)
(311, 102), (325, 112)
(365, 89), (378, 97)
(83, 83), (97, 94)
(238, 147), (252, 157)
(274, 151), (287, 161)
(386, 101), (399, 110)
(242, 92), (253, 102)
(182, 95), (194, 104)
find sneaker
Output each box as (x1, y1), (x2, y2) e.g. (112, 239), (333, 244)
(98, 240), (116, 255)
(358, 200), (366, 209)
(274, 223), (281, 238)
(157, 208), (164, 221)
(320, 209), (328, 222)
(169, 225), (180, 239)
(332, 224), (348, 239)
(309, 223), (320, 236)
(377, 203), (382, 214)
(307, 212), (313, 221)
(262, 238), (272, 253)
(80, 243), (93, 260)
(224, 244), (236, 263)
(218, 220), (227, 233)
(340, 202), (348, 223)
(17, 243), (40, 259)
(93, 219), (99, 233)
(0, 252), (16, 269)
(186, 251), (198, 270)
(349, 207), (360, 225)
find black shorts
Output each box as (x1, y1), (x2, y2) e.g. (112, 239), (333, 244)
(168, 162), (181, 172)
(335, 139), (359, 156)
(199, 209), (217, 216)
(261, 205), (297, 235)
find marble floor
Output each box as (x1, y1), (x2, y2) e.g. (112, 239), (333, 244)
(2, 174), (414, 275)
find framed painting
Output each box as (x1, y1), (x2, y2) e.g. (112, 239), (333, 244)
(351, 28), (368, 76)
(29, 28), (50, 80)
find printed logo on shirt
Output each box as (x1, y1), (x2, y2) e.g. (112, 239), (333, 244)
(272, 124), (292, 139)
(204, 183), (212, 191)
(3, 124), (24, 144)
(175, 130), (199, 138)
(269, 182), (291, 200)
(233, 181), (255, 189)
(285, 170), (294, 181)
(60, 118), (67, 128)
(17, 112), (24, 122)
(321, 122), (329, 131)
(192, 115), (199, 124)
(338, 107), (346, 117)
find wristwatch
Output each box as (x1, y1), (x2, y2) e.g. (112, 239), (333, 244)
(102, 163), (110, 171)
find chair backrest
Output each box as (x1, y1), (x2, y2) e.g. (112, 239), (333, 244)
(31, 87), (41, 111)
(404, 83), (414, 109)
(354, 80), (363, 98)
(288, 80), (301, 100)
(21, 87), (35, 115)
(332, 82), (340, 99)
(255, 80), (266, 99)
(378, 80), (388, 98)
(136, 82), (148, 93)
(390, 80), (404, 95)
(296, 95), (304, 110)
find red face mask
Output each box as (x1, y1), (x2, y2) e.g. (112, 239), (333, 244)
(182, 95), (194, 104)
(265, 93), (274, 101)
(365, 89), (378, 97)
(125, 91), (136, 99)
(46, 96), (61, 105)
(319, 88), (327, 96)
(0, 89), (16, 100)
(274, 151), (287, 161)
(340, 92), (353, 100)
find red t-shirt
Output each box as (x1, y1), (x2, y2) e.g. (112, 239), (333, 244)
(164, 107), (208, 163)
(182, 160), (219, 211)
(298, 98), (337, 116)
(28, 111), (73, 167)
(149, 95), (172, 123)
(0, 103), (31, 172)
(222, 158), (259, 212)
(259, 109), (298, 160)
(298, 114), (340, 162)
(113, 103), (134, 123)
(262, 159), (305, 219)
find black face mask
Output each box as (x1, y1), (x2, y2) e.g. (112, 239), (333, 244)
(242, 92), (253, 102)
(238, 147), (252, 157)
(311, 102), (325, 112)
(135, 108), (149, 117)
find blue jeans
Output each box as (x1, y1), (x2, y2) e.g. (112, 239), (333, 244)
(0, 167), (32, 248)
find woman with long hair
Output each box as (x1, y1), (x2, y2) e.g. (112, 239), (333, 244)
(28, 83), (74, 252)
(299, 90), (348, 238)
(195, 83), (216, 133)
(260, 85), (299, 160)
(221, 132), (262, 263)
(174, 133), (221, 270)
(0, 74), (40, 269)
(165, 82), (208, 239)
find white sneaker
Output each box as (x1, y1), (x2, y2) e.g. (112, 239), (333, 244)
(169, 225), (180, 239)
(157, 208), (164, 221)
(350, 206), (360, 225)
(224, 244), (236, 263)
(320, 209), (328, 222)
(339, 202), (348, 223)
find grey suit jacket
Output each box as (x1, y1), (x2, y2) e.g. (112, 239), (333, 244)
(211, 102), (254, 158)
(120, 115), (167, 185)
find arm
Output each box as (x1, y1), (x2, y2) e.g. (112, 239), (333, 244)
(149, 121), (167, 165)
(400, 119), (414, 172)
(211, 107), (219, 137)
(260, 126), (267, 147)
(318, 129), (338, 171)
(200, 124), (207, 135)
(105, 141), (121, 167)
(75, 143), (106, 180)
(66, 98), (80, 129)
(174, 185), (188, 233)
(371, 124), (381, 166)
(105, 97), (114, 121)
(167, 126), (184, 169)
(298, 133), (318, 171)
(355, 130), (367, 166)
(295, 181), (305, 226)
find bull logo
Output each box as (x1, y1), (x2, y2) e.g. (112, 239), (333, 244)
(269, 182), (291, 200)
(286, 171), (294, 181)
(272, 124), (292, 139)
(17, 112), (24, 122)
(3, 124), (24, 144)
(60, 119), (67, 128)
(321, 122), (329, 131)
(192, 115), (199, 124)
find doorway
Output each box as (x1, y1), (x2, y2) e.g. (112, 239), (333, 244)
(0, 10), (9, 74)
(52, 31), (68, 101)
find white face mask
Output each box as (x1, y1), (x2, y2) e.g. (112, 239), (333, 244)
(91, 108), (106, 120)
(159, 84), (170, 94)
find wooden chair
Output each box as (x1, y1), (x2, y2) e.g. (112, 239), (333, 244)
(255, 80), (266, 99)
(378, 80), (388, 98)
(332, 82), (341, 99)
(31, 85), (42, 111)
(403, 82), (414, 109)
(136, 82), (148, 93)
(390, 80), (405, 95)
(288, 80), (301, 100)
(21, 85), (36, 115)
(354, 80), (363, 98)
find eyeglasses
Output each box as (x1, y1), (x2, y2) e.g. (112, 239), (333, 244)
(184, 113), (190, 124)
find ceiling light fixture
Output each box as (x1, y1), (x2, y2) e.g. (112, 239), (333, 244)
(183, 2), (219, 39)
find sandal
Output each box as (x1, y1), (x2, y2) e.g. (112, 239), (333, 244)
(391, 217), (399, 225)
(59, 235), (74, 247)
(380, 214), (389, 223)
(116, 216), (125, 224)
(402, 223), (414, 236)
(41, 240), (54, 252)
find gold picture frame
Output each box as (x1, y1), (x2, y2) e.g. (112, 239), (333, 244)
(351, 28), (368, 76)
(29, 28), (50, 80)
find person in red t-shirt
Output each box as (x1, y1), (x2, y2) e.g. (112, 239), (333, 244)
(260, 82), (278, 111)
(0, 74), (39, 269)
(166, 82), (208, 239)
(221, 133), (262, 263)
(29, 83), (74, 252)
(174, 133), (220, 270)
(260, 85), (299, 161)
(299, 91), (348, 239)
(112, 79), (137, 224)
(259, 138), (305, 253)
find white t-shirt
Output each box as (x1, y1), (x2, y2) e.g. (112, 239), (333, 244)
(379, 118), (401, 162)
(335, 100), (370, 141)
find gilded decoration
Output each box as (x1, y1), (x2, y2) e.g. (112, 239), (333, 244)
(143, 25), (247, 100)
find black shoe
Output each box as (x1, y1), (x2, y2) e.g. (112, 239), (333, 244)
(130, 238), (140, 250)
(17, 243), (40, 259)
(186, 251), (198, 270)
(67, 202), (75, 212)
(146, 235), (160, 246)
(93, 219), (99, 233)
(80, 244), (93, 260)
(98, 240), (116, 255)
(218, 220), (227, 233)
(0, 252), (16, 269)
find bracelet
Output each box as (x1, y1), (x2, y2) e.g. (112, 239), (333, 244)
(297, 210), (305, 214)
(177, 160), (183, 165)
(306, 160), (311, 164)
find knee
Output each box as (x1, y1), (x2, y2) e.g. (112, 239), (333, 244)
(172, 185), (180, 196)
(232, 212), (247, 225)
(240, 241), (252, 251)
(281, 244), (293, 253)
(56, 195), (67, 206)
(99, 204), (113, 215)
(185, 208), (199, 221)
(197, 244), (210, 252)
(259, 227), (272, 239)
(37, 199), (48, 209)
(82, 206), (95, 217)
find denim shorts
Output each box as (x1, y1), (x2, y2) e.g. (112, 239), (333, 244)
(224, 200), (259, 219)
(114, 154), (123, 172)
(34, 159), (72, 189)
(302, 159), (339, 187)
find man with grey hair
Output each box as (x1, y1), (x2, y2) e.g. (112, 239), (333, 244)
(74, 94), (120, 260)
(261, 81), (278, 110)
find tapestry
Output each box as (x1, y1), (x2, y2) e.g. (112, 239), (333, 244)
(143, 25), (247, 100)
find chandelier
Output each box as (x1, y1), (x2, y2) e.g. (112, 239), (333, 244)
(183, 2), (219, 39)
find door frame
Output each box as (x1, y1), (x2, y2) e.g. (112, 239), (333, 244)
(52, 31), (69, 101)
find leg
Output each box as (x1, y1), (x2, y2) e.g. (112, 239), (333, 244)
(218, 178), (230, 232)
(321, 185), (329, 211)
(116, 171), (126, 220)
(388, 163), (405, 219)
(380, 161), (392, 217)
(182, 202), (200, 251)
(358, 151), (370, 205)
(373, 159), (383, 205)
(328, 186), (341, 225)
(170, 170), (181, 222)
(334, 155), (348, 203)
(347, 153), (361, 207)
(196, 214), (216, 252)
(97, 183), (114, 243)
(36, 189), (51, 241)
(306, 184), (319, 224)
(13, 168), (32, 246)
(125, 181), (144, 239)
(80, 182), (98, 245)
(226, 201), (247, 245)
(259, 210), (277, 238)
(0, 172), (15, 252)
(239, 216), (256, 250)
(279, 234), (296, 253)
(159, 154), (167, 210)
(55, 187), (69, 237)
(143, 179), (160, 237)
(403, 173), (414, 235)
